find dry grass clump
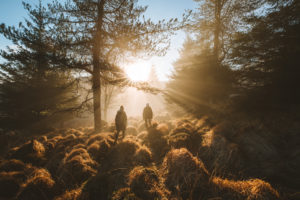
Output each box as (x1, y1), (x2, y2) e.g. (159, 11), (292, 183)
(202, 120), (282, 179)
(126, 126), (138, 136)
(111, 188), (140, 200)
(128, 166), (168, 200)
(157, 123), (169, 135)
(137, 131), (147, 141)
(200, 130), (246, 178)
(58, 147), (97, 187)
(0, 171), (23, 198)
(17, 168), (56, 200)
(106, 139), (140, 169)
(0, 159), (27, 172)
(65, 129), (85, 137)
(212, 177), (280, 200)
(79, 171), (121, 200)
(143, 126), (169, 162)
(162, 148), (210, 199)
(8, 139), (46, 166)
(0, 161), (36, 198)
(54, 188), (82, 200)
(87, 138), (112, 162)
(171, 119), (195, 135)
(138, 123), (146, 132)
(133, 146), (152, 166)
(168, 119), (204, 154)
(195, 116), (215, 131)
(85, 133), (104, 146)
(169, 132), (192, 149)
(79, 139), (150, 199)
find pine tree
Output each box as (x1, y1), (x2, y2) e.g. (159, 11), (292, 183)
(0, 1), (79, 132)
(192, 0), (261, 62)
(50, 0), (186, 132)
(231, 0), (300, 109)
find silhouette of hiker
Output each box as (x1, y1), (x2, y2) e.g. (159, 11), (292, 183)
(143, 103), (153, 129)
(114, 105), (127, 144)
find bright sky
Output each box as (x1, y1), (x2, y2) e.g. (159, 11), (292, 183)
(0, 0), (198, 81)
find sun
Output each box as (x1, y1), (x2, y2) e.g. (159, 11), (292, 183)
(125, 60), (151, 82)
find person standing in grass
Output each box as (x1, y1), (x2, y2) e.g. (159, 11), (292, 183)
(143, 103), (153, 129)
(114, 105), (127, 144)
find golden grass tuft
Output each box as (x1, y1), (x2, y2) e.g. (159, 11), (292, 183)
(85, 133), (104, 146)
(106, 139), (140, 169)
(144, 126), (169, 162)
(58, 147), (97, 187)
(157, 123), (169, 135)
(0, 171), (22, 198)
(126, 126), (138, 136)
(87, 138), (112, 162)
(212, 177), (281, 200)
(111, 187), (140, 200)
(168, 119), (204, 154)
(128, 166), (168, 200)
(0, 159), (27, 172)
(8, 140), (46, 166)
(162, 148), (209, 199)
(54, 188), (82, 200)
(134, 146), (153, 166)
(17, 168), (55, 200)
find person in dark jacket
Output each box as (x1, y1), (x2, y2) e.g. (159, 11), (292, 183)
(114, 105), (127, 144)
(143, 103), (153, 128)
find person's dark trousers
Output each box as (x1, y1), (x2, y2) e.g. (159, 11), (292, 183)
(145, 119), (152, 129)
(114, 129), (126, 144)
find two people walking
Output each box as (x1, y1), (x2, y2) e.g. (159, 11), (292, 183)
(114, 103), (153, 143)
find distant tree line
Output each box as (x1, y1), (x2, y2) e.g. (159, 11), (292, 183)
(167, 0), (300, 116)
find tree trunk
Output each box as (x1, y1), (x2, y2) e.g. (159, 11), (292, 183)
(92, 0), (106, 132)
(92, 63), (101, 132)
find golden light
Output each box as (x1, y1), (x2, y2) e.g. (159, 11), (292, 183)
(125, 60), (151, 82)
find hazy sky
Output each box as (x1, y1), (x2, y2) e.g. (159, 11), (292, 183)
(0, 0), (198, 81)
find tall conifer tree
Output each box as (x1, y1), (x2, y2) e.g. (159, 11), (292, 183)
(0, 1), (79, 131)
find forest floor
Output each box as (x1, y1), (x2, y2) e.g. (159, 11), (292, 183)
(0, 115), (299, 200)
